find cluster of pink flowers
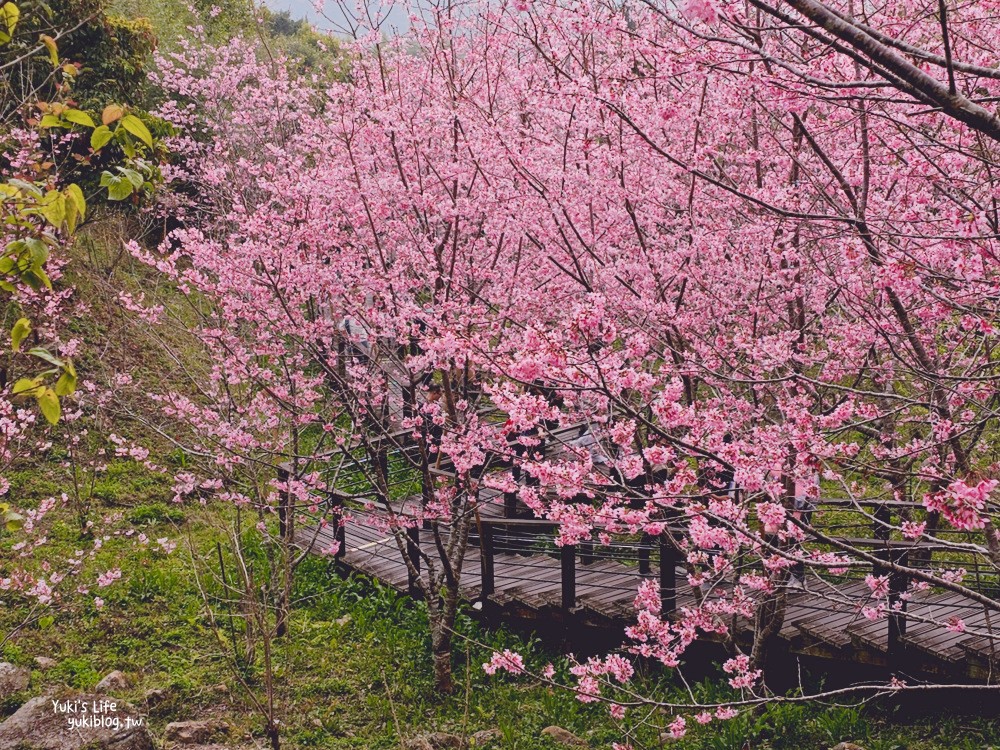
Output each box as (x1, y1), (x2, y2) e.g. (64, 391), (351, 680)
(482, 650), (525, 676)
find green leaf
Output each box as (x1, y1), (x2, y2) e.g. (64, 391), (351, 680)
(62, 109), (94, 128)
(120, 167), (144, 188)
(4, 509), (24, 532)
(64, 184), (85, 233)
(39, 114), (62, 129)
(54, 367), (76, 396)
(120, 114), (153, 147)
(24, 237), (48, 267)
(65, 183), (86, 216)
(102, 175), (133, 201)
(7, 178), (40, 197)
(37, 387), (60, 424)
(90, 125), (112, 151)
(11, 316), (30, 351)
(38, 615), (54, 629)
(12, 376), (41, 396)
(39, 190), (65, 227)
(1, 2), (18, 36)
(27, 347), (64, 368)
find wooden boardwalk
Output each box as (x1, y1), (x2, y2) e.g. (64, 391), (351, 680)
(294, 499), (1000, 682)
(289, 348), (1000, 682)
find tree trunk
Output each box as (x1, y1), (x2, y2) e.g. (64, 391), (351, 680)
(266, 720), (280, 750)
(751, 576), (789, 681)
(430, 627), (454, 694)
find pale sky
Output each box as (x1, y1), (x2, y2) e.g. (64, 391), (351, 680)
(262, 0), (413, 35)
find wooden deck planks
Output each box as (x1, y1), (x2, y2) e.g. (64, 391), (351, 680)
(293, 514), (998, 681)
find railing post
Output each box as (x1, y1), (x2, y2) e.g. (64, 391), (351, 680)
(659, 535), (677, 617)
(638, 532), (651, 575)
(480, 523), (495, 598)
(874, 503), (891, 541)
(561, 544), (576, 609)
(503, 484), (519, 553)
(406, 526), (421, 599)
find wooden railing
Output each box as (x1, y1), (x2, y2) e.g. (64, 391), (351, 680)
(301, 443), (996, 673)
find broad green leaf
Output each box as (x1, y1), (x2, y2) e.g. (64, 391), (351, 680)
(12, 376), (41, 396)
(121, 167), (144, 188)
(62, 109), (94, 128)
(37, 387), (60, 424)
(120, 114), (153, 147)
(102, 175), (133, 201)
(64, 184), (85, 233)
(4, 510), (24, 532)
(0, 2), (18, 36)
(54, 367), (76, 396)
(11, 317), (30, 351)
(39, 190), (65, 227)
(21, 268), (51, 291)
(24, 237), (49, 267)
(38, 615), (54, 629)
(90, 125), (112, 151)
(27, 347), (64, 368)
(39, 114), (62, 128)
(65, 198), (77, 234)
(7, 178), (40, 196)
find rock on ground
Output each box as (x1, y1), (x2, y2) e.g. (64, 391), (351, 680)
(401, 733), (463, 750)
(0, 663), (29, 700)
(540, 726), (587, 747)
(164, 720), (230, 745)
(95, 671), (131, 694)
(830, 744), (867, 750)
(471, 729), (502, 746)
(33, 657), (57, 671)
(0, 694), (153, 750)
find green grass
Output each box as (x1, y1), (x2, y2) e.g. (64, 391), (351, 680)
(2, 461), (999, 750)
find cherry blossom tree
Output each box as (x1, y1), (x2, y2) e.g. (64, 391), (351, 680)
(135, 0), (1000, 735)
